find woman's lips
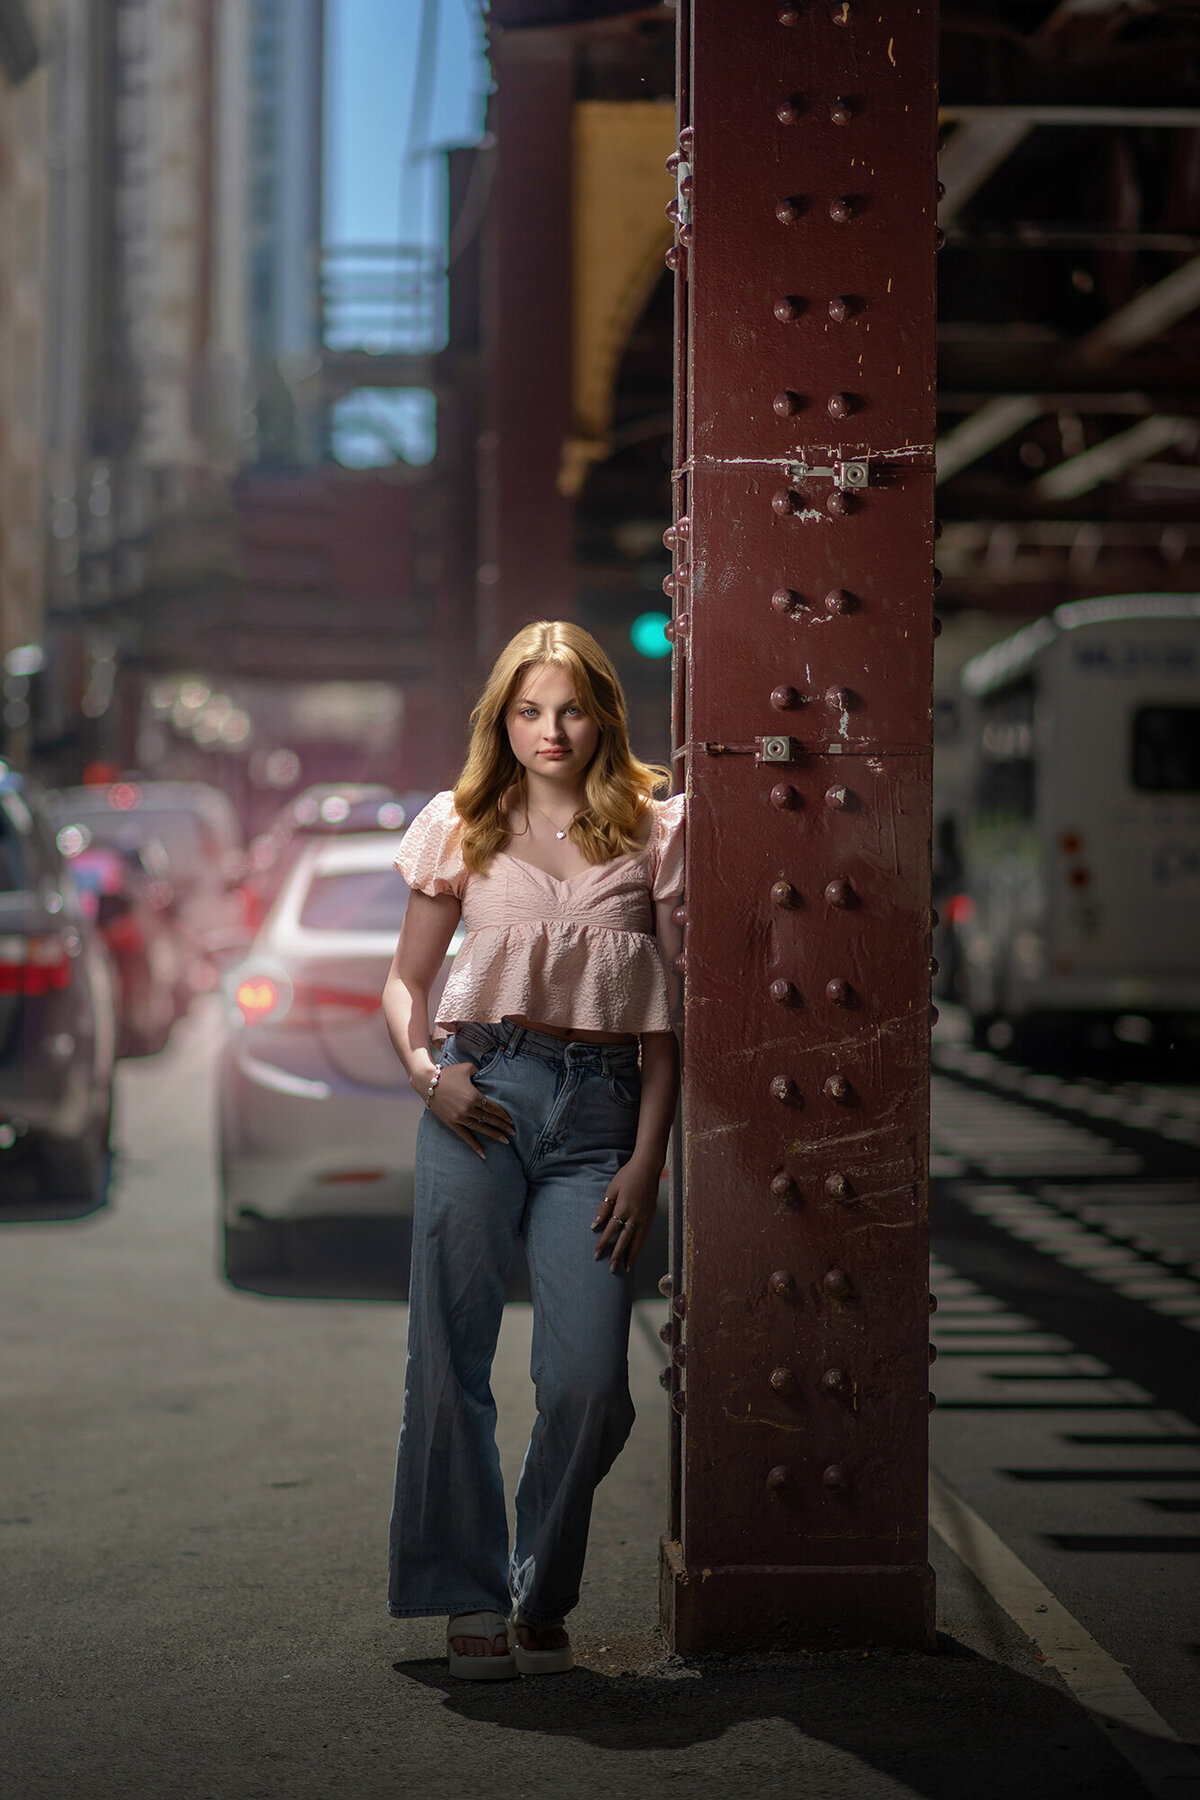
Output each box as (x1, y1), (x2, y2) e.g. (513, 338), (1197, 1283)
(538, 749), (568, 758)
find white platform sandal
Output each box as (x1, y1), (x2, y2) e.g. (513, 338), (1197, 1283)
(446, 1612), (517, 1681)
(513, 1616), (574, 1676)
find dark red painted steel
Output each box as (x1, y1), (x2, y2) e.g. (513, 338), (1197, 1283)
(661, 0), (939, 1654)
(477, 32), (575, 661)
(664, 0), (692, 1552)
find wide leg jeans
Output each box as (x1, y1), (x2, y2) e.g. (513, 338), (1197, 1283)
(387, 1021), (641, 1625)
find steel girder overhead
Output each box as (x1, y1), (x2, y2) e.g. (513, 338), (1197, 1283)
(481, 0), (1200, 634)
(936, 0), (1200, 612)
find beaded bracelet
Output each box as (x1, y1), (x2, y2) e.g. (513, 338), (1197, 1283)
(424, 1064), (443, 1108)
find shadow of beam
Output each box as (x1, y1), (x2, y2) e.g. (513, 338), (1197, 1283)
(223, 1205), (671, 1305)
(389, 1633), (1167, 1799)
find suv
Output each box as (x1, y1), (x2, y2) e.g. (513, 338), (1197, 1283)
(0, 768), (117, 1203)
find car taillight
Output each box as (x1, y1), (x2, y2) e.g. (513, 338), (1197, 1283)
(234, 974), (286, 1024)
(0, 933), (74, 996)
(230, 967), (379, 1027)
(293, 983), (381, 1021)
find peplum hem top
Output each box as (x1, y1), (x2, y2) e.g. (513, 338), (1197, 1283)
(394, 788), (685, 1036)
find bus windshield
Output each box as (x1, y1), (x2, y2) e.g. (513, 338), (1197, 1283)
(1131, 706), (1200, 793)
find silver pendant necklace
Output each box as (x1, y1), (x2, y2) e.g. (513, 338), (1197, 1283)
(530, 801), (576, 840)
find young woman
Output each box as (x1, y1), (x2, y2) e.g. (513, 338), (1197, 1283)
(382, 619), (683, 1681)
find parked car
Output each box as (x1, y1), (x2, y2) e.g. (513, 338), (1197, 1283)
(51, 780), (247, 983)
(0, 768), (117, 1204)
(217, 828), (459, 1283)
(60, 831), (185, 1057)
(239, 783), (408, 933)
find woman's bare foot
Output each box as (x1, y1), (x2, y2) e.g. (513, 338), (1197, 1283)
(449, 1615), (510, 1659)
(514, 1619), (569, 1654)
(511, 1616), (573, 1674)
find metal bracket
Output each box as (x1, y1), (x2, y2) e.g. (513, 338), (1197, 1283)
(701, 737), (804, 762)
(675, 160), (692, 230)
(758, 735), (802, 763)
(788, 457), (870, 492)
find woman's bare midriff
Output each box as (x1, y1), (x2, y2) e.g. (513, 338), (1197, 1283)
(505, 1014), (638, 1046)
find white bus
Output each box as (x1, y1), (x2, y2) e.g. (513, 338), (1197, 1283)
(956, 594), (1200, 1051)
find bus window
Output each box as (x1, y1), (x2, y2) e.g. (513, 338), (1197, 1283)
(1131, 707), (1200, 793)
(976, 678), (1036, 820)
(977, 756), (1035, 819)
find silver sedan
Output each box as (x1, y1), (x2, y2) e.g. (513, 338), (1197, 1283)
(217, 829), (457, 1284)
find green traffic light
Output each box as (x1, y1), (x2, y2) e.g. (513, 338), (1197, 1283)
(630, 611), (673, 659)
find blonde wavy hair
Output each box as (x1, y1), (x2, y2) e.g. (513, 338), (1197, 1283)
(453, 620), (670, 874)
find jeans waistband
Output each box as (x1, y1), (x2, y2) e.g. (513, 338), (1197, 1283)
(452, 1018), (639, 1075)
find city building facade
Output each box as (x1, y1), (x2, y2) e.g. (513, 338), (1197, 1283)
(0, 0), (51, 760)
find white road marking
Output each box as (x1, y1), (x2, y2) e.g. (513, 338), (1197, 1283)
(933, 1040), (1200, 1152)
(930, 1254), (1154, 1410)
(932, 1075), (1143, 1177)
(930, 1471), (1200, 1800)
(949, 1177), (1200, 1325)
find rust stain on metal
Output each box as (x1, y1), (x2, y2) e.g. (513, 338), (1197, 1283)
(724, 1409), (810, 1434)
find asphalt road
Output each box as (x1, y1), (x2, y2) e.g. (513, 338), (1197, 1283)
(1, 1000), (1194, 1799)
(928, 1017), (1200, 1750)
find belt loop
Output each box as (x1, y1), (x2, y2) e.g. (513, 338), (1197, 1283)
(507, 1024), (525, 1057)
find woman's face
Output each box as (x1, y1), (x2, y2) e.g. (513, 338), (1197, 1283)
(505, 662), (600, 785)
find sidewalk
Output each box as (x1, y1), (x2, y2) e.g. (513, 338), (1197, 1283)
(4, 1296), (1168, 1800)
(379, 1301), (1161, 1800)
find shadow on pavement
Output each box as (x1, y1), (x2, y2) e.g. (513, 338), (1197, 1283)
(977, 1027), (1200, 1086)
(390, 1634), (1165, 1799)
(0, 1152), (114, 1224)
(228, 1206), (671, 1304)
(932, 1176), (1200, 1433)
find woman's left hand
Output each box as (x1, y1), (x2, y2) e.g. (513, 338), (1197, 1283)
(592, 1160), (659, 1272)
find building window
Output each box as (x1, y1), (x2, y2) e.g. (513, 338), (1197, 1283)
(330, 389), (436, 468)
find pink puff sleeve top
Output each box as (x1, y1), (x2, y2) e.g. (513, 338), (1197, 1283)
(394, 789), (686, 1036)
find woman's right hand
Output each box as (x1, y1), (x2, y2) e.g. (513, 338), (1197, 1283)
(422, 1060), (514, 1160)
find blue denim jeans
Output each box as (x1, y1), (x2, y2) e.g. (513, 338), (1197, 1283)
(387, 1020), (641, 1624)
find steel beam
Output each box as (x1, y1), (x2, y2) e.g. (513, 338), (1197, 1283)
(940, 105), (1200, 130)
(936, 396), (1044, 487)
(938, 392), (1174, 415)
(477, 29), (575, 661)
(935, 518), (1200, 613)
(936, 253), (1200, 482)
(944, 228), (1200, 254)
(1071, 254), (1200, 368)
(1033, 415), (1194, 501)
(937, 113), (1032, 223)
(661, 1), (938, 1656)
(936, 0), (1134, 224)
